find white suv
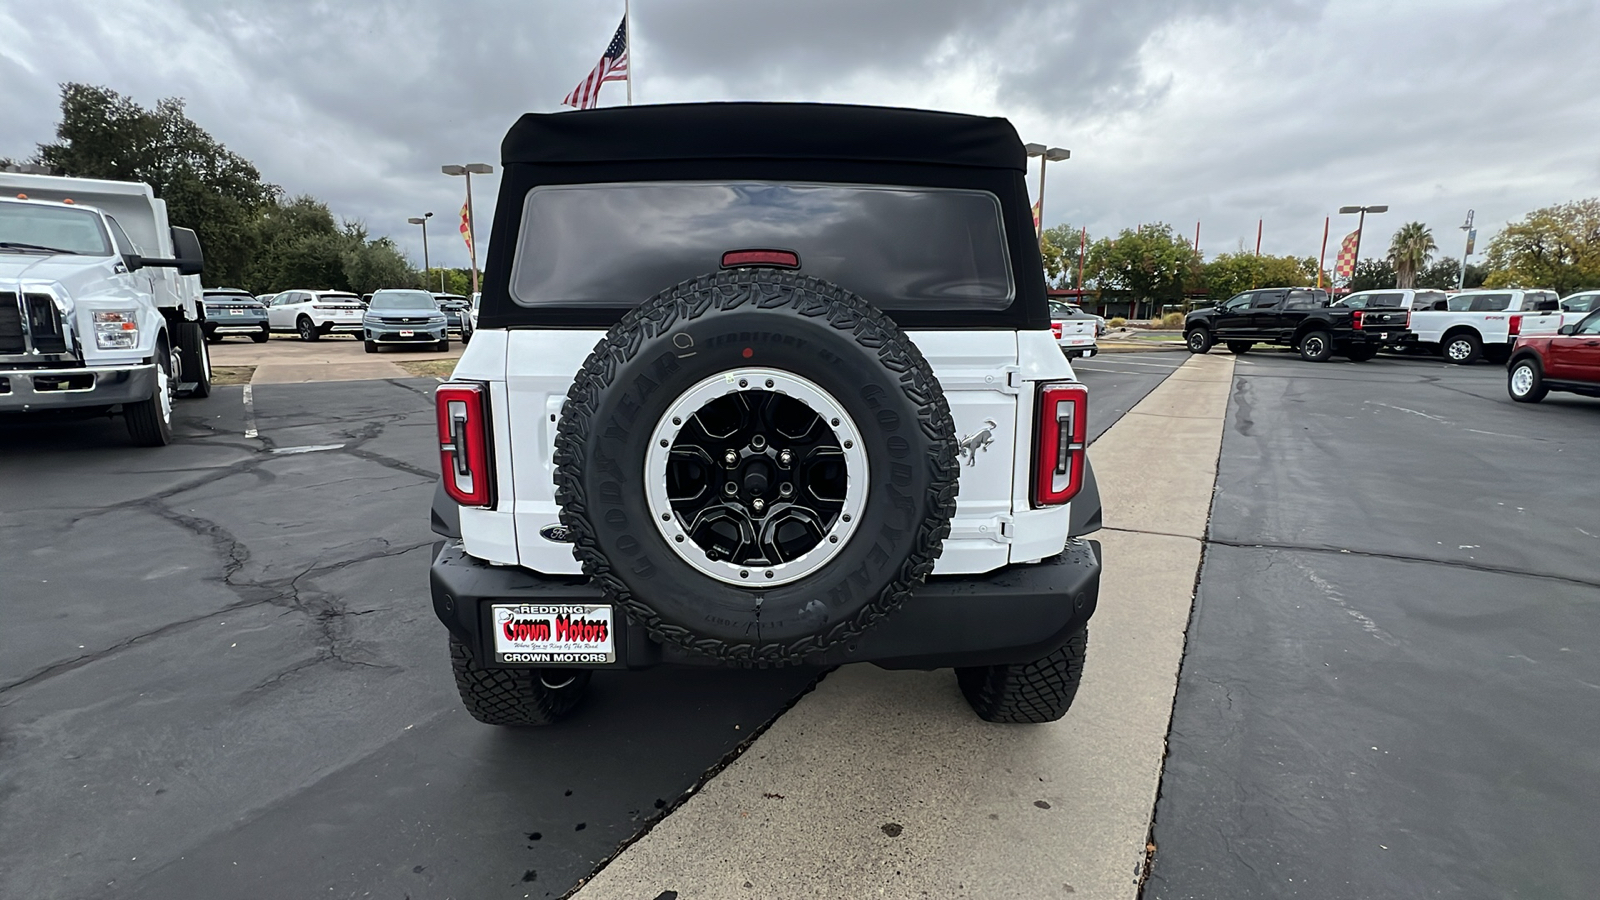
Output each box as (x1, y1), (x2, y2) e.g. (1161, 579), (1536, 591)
(266, 289), (364, 341)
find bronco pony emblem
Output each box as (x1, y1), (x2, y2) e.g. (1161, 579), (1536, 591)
(957, 419), (999, 467)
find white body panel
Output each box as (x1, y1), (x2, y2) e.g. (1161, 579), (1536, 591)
(1405, 290), (1560, 347)
(450, 326), (1080, 577)
(267, 290), (365, 333)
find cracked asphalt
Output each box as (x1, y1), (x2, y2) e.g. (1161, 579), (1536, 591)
(1146, 350), (1600, 898)
(0, 355), (1174, 900)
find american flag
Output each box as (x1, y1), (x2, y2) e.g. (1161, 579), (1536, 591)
(562, 16), (628, 110)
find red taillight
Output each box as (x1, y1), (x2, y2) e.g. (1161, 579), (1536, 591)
(1051, 321), (1063, 338)
(721, 249), (800, 269)
(1352, 309), (1364, 330)
(436, 382), (494, 508)
(1508, 314), (1521, 336)
(1033, 382), (1088, 507)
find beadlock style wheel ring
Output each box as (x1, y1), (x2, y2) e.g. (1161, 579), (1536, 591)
(645, 367), (869, 587)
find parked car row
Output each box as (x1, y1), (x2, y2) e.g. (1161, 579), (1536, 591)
(1180, 284), (1600, 404)
(201, 288), (473, 347)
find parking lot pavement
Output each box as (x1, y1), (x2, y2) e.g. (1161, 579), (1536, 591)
(209, 332), (463, 384)
(1147, 352), (1600, 898)
(1073, 351), (1190, 442)
(0, 357), (1179, 899)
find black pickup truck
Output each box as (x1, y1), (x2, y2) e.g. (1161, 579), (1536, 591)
(1184, 287), (1403, 362)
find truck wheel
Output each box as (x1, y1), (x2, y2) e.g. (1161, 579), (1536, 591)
(1185, 328), (1213, 354)
(1226, 341), (1252, 355)
(125, 336), (175, 447)
(555, 269), (959, 666)
(449, 637), (590, 726)
(1443, 331), (1481, 364)
(1345, 345), (1378, 362)
(1297, 330), (1333, 362)
(957, 627), (1088, 723)
(251, 329), (269, 344)
(175, 320), (212, 399)
(297, 316), (320, 342)
(1508, 357), (1548, 403)
(437, 337), (451, 352)
(364, 340), (378, 353)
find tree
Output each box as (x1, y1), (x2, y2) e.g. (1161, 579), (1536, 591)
(1482, 198), (1600, 294)
(424, 268), (475, 295)
(33, 84), (278, 287)
(1415, 258), (1488, 290)
(1388, 221), (1437, 289)
(242, 196), (351, 292)
(1085, 224), (1199, 319)
(1040, 224), (1088, 288)
(344, 236), (420, 294)
(1202, 253), (1324, 303)
(1345, 257), (1397, 293)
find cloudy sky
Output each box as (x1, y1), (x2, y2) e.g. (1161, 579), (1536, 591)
(3, 0), (1596, 274)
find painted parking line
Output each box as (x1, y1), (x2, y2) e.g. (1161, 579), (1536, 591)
(572, 353), (1237, 900)
(242, 383), (258, 439)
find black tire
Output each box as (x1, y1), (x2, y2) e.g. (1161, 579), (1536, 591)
(554, 269), (959, 666)
(449, 637), (590, 726)
(461, 327), (473, 345)
(1298, 330), (1333, 362)
(1443, 331), (1482, 365)
(297, 316), (320, 342)
(125, 336), (174, 447)
(957, 628), (1088, 723)
(1226, 341), (1252, 355)
(1507, 357), (1548, 403)
(1185, 328), (1213, 354)
(1345, 345), (1378, 362)
(1483, 344), (1511, 365)
(251, 329), (269, 344)
(437, 337), (450, 352)
(364, 340), (378, 353)
(205, 331), (221, 344)
(174, 319), (211, 398)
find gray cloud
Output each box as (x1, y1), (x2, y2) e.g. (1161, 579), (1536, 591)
(2, 0), (1596, 277)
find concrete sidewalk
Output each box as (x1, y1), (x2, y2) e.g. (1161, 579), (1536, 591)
(572, 353), (1236, 899)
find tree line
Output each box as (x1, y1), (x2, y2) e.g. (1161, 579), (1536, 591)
(1042, 199), (1599, 316)
(4, 84), (429, 295)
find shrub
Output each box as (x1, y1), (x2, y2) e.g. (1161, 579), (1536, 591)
(1108, 317), (1127, 328)
(1162, 312), (1185, 328)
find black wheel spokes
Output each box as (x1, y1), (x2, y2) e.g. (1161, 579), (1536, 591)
(668, 390), (845, 568)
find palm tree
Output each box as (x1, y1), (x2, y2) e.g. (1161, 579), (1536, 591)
(1389, 222), (1437, 289)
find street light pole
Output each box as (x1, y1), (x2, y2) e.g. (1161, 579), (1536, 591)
(1458, 209), (1475, 291)
(407, 212), (434, 288)
(442, 163), (494, 295)
(1338, 204), (1388, 288)
(1024, 143), (1070, 252)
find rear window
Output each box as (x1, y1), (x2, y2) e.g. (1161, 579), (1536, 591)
(509, 181), (1014, 311)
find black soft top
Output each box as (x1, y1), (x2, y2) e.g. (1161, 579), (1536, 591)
(481, 102), (1048, 332)
(502, 103), (1027, 170)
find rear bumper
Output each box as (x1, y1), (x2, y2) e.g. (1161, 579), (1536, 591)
(0, 363), (155, 411)
(430, 539), (1101, 670)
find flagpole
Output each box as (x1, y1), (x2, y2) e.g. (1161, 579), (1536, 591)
(1317, 216), (1329, 290)
(625, 0), (633, 105)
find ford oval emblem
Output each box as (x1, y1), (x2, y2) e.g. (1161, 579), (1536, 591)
(539, 524), (575, 543)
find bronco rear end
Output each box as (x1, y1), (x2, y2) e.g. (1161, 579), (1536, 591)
(429, 103), (1102, 726)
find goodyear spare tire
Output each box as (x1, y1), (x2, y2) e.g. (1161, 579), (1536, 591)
(554, 269), (959, 665)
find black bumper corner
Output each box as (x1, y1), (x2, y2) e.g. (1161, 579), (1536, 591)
(429, 539), (1101, 671)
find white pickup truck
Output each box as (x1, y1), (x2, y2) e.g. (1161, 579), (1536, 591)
(1399, 288), (1560, 364)
(0, 173), (210, 445)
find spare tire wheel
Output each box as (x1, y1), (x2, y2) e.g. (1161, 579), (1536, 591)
(554, 269), (960, 665)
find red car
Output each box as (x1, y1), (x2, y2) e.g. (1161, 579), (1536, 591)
(1507, 310), (1600, 402)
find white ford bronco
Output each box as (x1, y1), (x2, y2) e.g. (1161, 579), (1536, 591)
(428, 103), (1103, 725)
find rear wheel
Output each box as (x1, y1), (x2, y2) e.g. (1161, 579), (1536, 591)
(1226, 341), (1252, 355)
(436, 337), (450, 352)
(1443, 331), (1482, 364)
(957, 628), (1089, 723)
(364, 340), (378, 353)
(125, 336), (175, 447)
(1508, 357), (1548, 403)
(174, 320), (211, 399)
(1186, 328), (1213, 354)
(297, 316), (320, 342)
(1298, 330), (1333, 362)
(449, 636), (590, 726)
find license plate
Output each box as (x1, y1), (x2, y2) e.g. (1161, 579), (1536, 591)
(491, 603), (614, 664)
(228, 309), (244, 315)
(399, 330), (414, 337)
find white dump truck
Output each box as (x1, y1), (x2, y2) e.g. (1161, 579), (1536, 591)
(0, 172), (211, 445)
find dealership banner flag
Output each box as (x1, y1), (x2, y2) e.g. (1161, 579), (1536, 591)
(1334, 229), (1360, 279)
(459, 201), (473, 255)
(1031, 200), (1041, 235)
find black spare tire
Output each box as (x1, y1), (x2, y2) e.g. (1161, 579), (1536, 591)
(554, 270), (960, 665)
